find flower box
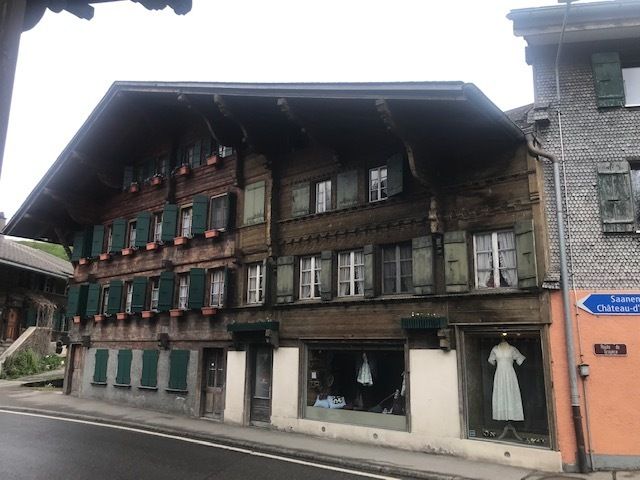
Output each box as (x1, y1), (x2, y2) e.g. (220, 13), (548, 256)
(79, 258), (90, 265)
(73, 315), (82, 324)
(146, 242), (160, 251)
(173, 236), (189, 246)
(141, 310), (156, 319)
(99, 253), (111, 262)
(121, 247), (135, 256)
(169, 309), (184, 318)
(129, 182), (140, 193)
(204, 229), (220, 239)
(201, 307), (218, 316)
(176, 165), (191, 177)
(206, 154), (221, 167)
(150, 175), (163, 186)
(94, 314), (106, 323)
(116, 312), (129, 321)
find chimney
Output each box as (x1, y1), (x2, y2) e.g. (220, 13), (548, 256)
(0, 212), (5, 234)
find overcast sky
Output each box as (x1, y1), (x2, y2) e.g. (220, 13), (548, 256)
(1, 0), (561, 227)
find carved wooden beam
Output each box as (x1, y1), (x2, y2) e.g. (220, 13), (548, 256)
(70, 150), (121, 190)
(53, 227), (73, 261)
(177, 93), (222, 146)
(213, 94), (252, 150)
(41, 188), (99, 225)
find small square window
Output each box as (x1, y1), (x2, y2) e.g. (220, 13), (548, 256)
(369, 166), (388, 202)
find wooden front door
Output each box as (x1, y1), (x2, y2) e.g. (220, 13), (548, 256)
(67, 345), (85, 395)
(202, 348), (226, 419)
(250, 346), (273, 424)
(5, 308), (19, 341)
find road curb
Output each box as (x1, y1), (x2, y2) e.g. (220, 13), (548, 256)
(0, 405), (472, 480)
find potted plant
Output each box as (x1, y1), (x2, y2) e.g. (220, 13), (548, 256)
(94, 314), (106, 322)
(169, 308), (184, 318)
(116, 312), (128, 321)
(141, 310), (156, 319)
(201, 306), (218, 316)
(99, 252), (111, 262)
(129, 181), (140, 193)
(206, 154), (220, 166)
(173, 236), (189, 246)
(204, 229), (219, 239)
(79, 257), (90, 265)
(176, 164), (191, 177)
(73, 315), (82, 324)
(121, 246), (135, 256)
(146, 241), (160, 251)
(150, 174), (163, 186)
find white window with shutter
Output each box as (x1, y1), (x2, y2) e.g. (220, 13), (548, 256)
(128, 221), (137, 248)
(153, 213), (163, 242)
(382, 244), (412, 294)
(150, 279), (160, 311)
(247, 263), (264, 304)
(369, 166), (388, 202)
(125, 282), (133, 313)
(338, 250), (364, 297)
(300, 255), (321, 299)
(180, 207), (192, 237)
(101, 287), (110, 315)
(178, 275), (190, 310)
(473, 231), (517, 289)
(210, 270), (225, 307)
(315, 180), (331, 213)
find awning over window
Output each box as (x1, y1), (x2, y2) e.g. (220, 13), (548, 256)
(401, 316), (448, 330)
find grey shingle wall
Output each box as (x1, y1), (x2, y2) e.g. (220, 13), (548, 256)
(531, 50), (640, 289)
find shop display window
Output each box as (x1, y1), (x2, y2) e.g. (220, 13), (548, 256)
(461, 329), (550, 447)
(305, 345), (407, 430)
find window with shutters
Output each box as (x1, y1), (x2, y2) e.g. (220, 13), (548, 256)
(127, 221), (137, 248)
(247, 263), (264, 304)
(178, 275), (190, 310)
(629, 163), (640, 228)
(243, 181), (265, 225)
(210, 194), (229, 231)
(300, 255), (321, 300)
(125, 282), (133, 314)
(183, 144), (196, 167)
(382, 244), (412, 294)
(219, 145), (233, 158)
(180, 206), (193, 237)
(338, 250), (364, 297)
(210, 269), (225, 307)
(473, 231), (517, 289)
(315, 180), (332, 213)
(105, 225), (113, 253)
(153, 213), (163, 242)
(369, 167), (388, 202)
(622, 67), (640, 106)
(101, 286), (110, 315)
(150, 278), (160, 311)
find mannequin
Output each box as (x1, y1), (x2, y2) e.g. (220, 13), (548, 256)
(488, 337), (526, 421)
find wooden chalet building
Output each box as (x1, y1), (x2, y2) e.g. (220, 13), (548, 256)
(4, 81), (560, 469)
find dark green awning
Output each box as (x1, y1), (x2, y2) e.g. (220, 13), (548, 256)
(227, 321), (279, 333)
(401, 316), (448, 330)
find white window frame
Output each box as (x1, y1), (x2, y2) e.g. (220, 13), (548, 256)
(338, 250), (364, 297)
(382, 244), (412, 294)
(101, 286), (110, 315)
(184, 144), (195, 166)
(472, 230), (518, 289)
(178, 275), (190, 310)
(247, 263), (264, 304)
(368, 166), (388, 203)
(125, 282), (133, 313)
(180, 206), (193, 238)
(153, 213), (163, 243)
(315, 180), (332, 213)
(219, 145), (233, 158)
(299, 255), (321, 300)
(150, 279), (160, 311)
(622, 66), (640, 107)
(128, 220), (137, 248)
(210, 193), (228, 231)
(106, 225), (113, 253)
(209, 269), (225, 307)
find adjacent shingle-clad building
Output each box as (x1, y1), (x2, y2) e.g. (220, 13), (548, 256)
(510, 0), (640, 472)
(5, 81), (562, 470)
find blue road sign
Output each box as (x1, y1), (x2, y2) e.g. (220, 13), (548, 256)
(578, 293), (640, 315)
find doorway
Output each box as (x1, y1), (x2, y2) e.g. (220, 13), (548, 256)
(66, 344), (84, 395)
(201, 348), (226, 419)
(249, 346), (272, 424)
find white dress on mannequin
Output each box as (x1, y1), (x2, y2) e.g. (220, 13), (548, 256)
(488, 341), (526, 421)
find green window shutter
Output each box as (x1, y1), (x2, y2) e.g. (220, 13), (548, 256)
(261, 258), (271, 305)
(412, 236), (434, 295)
(161, 155), (171, 176)
(243, 181), (265, 225)
(592, 52), (625, 108)
(192, 139), (202, 167)
(122, 166), (133, 191)
(135, 212), (152, 248)
(597, 161), (635, 233)
(116, 349), (132, 385)
(386, 153), (404, 197)
(157, 272), (175, 312)
(191, 195), (209, 235)
(291, 183), (310, 217)
(66, 285), (80, 318)
(25, 307), (37, 327)
(337, 170), (358, 209)
(169, 350), (190, 391)
(141, 350), (159, 388)
(444, 231), (469, 293)
(91, 225), (105, 257)
(110, 218), (127, 253)
(86, 283), (101, 316)
(107, 280), (124, 315)
(131, 277), (148, 313)
(276, 256), (295, 304)
(515, 220), (538, 289)
(222, 267), (231, 308)
(363, 245), (375, 298)
(188, 268), (205, 309)
(93, 349), (109, 383)
(71, 231), (84, 262)
(161, 204), (178, 242)
(320, 250), (333, 301)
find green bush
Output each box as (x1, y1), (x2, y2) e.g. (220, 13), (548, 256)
(1, 349), (64, 379)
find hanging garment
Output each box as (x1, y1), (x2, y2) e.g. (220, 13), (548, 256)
(357, 353), (373, 386)
(488, 341), (526, 421)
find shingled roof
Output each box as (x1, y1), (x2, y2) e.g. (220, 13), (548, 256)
(0, 235), (72, 280)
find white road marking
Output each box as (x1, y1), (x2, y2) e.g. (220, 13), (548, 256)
(0, 409), (400, 480)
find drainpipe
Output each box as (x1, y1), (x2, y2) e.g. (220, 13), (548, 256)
(526, 135), (588, 474)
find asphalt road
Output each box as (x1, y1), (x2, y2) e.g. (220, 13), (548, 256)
(0, 411), (398, 480)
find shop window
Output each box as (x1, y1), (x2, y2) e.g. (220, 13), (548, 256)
(305, 345), (406, 430)
(247, 262), (264, 304)
(382, 243), (412, 294)
(315, 180), (332, 213)
(209, 269), (225, 307)
(127, 220), (137, 248)
(461, 329), (550, 447)
(473, 231), (517, 289)
(369, 166), (388, 202)
(153, 212), (163, 242)
(177, 275), (190, 310)
(180, 206), (193, 237)
(150, 278), (160, 311)
(338, 250), (364, 297)
(300, 255), (321, 300)
(124, 282), (133, 314)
